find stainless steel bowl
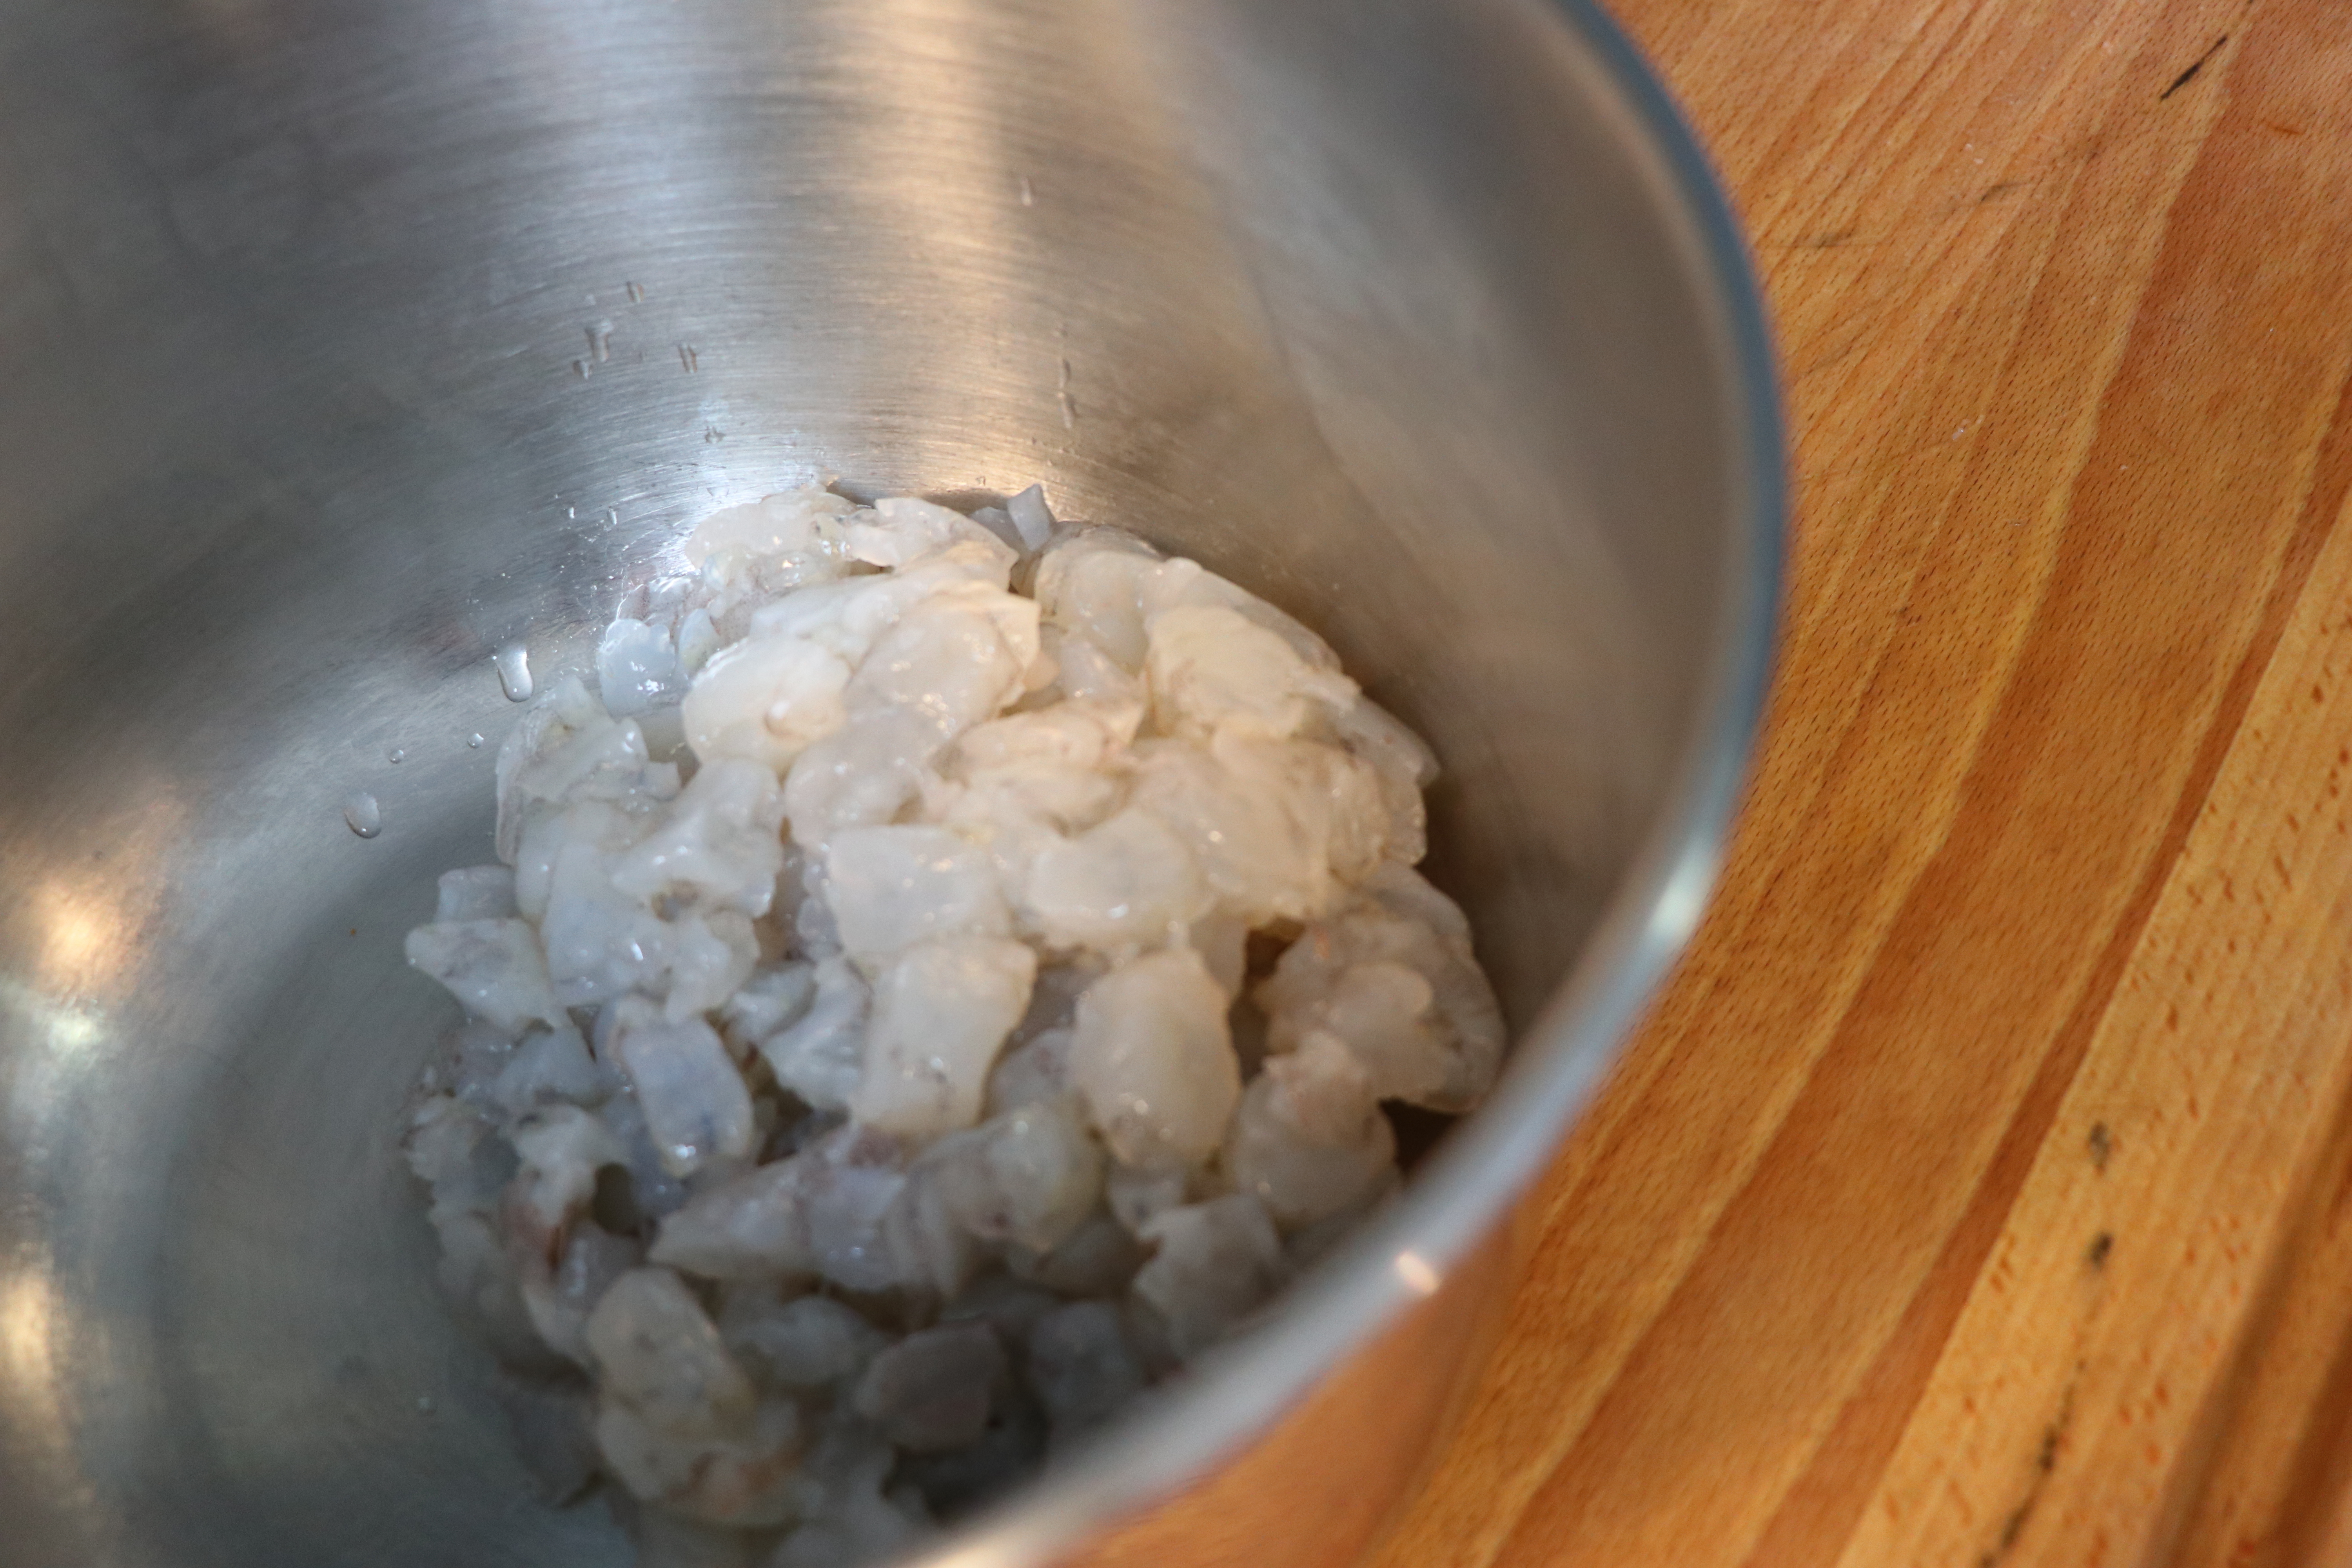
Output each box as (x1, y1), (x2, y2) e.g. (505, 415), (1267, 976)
(0, 0), (1781, 1563)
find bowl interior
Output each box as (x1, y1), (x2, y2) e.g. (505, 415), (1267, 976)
(0, 0), (1764, 1563)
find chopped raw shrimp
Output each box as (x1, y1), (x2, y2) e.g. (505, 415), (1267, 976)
(1253, 865), (1505, 1112)
(1067, 947), (1238, 1171)
(402, 487), (1506, 1565)
(851, 937), (1036, 1138)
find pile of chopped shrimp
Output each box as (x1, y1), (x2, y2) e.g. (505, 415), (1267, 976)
(402, 484), (1503, 1567)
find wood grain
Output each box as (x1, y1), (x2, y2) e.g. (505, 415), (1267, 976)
(1368, 2), (2352, 1564)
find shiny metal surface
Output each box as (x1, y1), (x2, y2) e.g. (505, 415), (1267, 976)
(0, 0), (1781, 1564)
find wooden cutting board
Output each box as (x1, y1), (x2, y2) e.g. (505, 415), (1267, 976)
(1369, 3), (2352, 1565)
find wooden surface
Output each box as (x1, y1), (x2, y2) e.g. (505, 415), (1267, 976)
(1369, 4), (2352, 1566)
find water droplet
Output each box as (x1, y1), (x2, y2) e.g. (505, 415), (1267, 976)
(588, 320), (614, 362)
(626, 281), (646, 303)
(343, 791), (382, 838)
(495, 642), (534, 702)
(467, 733), (485, 749)
(1019, 175), (1035, 207)
(678, 343), (699, 374)
(572, 358), (592, 380)
(387, 747), (407, 764)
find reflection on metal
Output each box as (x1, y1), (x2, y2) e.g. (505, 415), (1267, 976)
(33, 886), (111, 994)
(25, 786), (181, 1002)
(1650, 841), (1719, 953)
(1394, 1251), (1443, 1298)
(1, 980), (106, 1149)
(0, 1267), (64, 1441)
